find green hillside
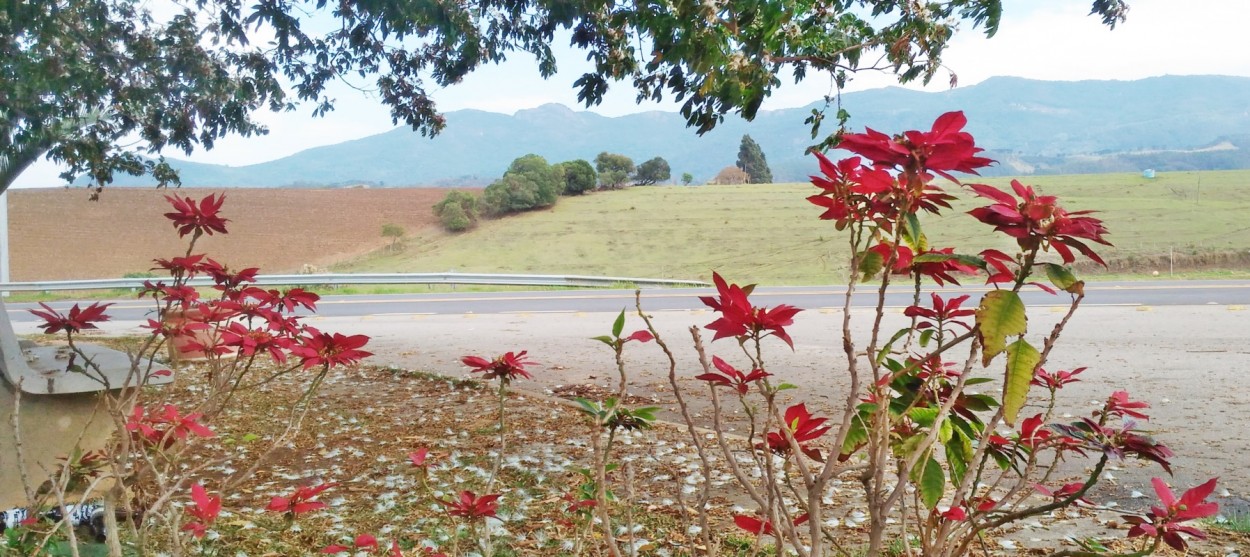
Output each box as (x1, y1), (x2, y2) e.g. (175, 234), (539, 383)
(337, 170), (1250, 285)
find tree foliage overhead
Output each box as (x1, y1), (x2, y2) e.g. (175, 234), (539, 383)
(2, 0), (1132, 194)
(634, 157), (672, 186)
(595, 152), (635, 189)
(737, 135), (773, 184)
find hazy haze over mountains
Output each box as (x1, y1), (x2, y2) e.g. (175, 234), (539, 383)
(105, 75), (1250, 187)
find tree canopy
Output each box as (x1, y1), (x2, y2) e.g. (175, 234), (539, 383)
(737, 135), (773, 184)
(595, 152), (635, 189)
(557, 160), (598, 195)
(634, 157), (672, 186)
(481, 154), (562, 215)
(3, 1), (1131, 194)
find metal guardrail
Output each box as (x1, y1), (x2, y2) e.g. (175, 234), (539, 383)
(0, 273), (710, 292)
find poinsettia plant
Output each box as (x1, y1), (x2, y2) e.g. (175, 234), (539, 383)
(15, 192), (373, 555)
(602, 111), (1216, 557)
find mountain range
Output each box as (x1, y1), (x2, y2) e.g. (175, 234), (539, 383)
(103, 75), (1250, 187)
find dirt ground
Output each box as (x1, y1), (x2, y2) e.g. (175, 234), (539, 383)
(7, 187), (466, 281)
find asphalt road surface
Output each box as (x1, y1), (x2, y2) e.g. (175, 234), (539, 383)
(7, 280), (1250, 323)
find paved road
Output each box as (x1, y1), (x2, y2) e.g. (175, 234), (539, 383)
(7, 280), (1249, 322)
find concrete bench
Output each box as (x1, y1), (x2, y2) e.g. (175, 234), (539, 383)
(0, 299), (172, 394)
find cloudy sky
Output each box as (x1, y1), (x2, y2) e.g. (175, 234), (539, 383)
(13, 0), (1250, 188)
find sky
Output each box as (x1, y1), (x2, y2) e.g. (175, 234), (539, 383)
(12, 0), (1250, 188)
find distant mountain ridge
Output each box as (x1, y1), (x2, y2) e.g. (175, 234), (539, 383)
(103, 75), (1250, 187)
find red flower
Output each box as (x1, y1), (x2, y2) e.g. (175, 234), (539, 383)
(220, 322), (294, 363)
(695, 356), (771, 396)
(838, 111), (993, 178)
(151, 254), (208, 278)
(763, 404), (830, 461)
(267, 482), (338, 516)
(292, 329), (372, 369)
(408, 447), (429, 467)
(937, 506), (967, 521)
(28, 302), (112, 335)
(1032, 367), (1085, 390)
(968, 181), (1110, 265)
(913, 247), (980, 286)
(323, 533), (378, 554)
(125, 404), (214, 449)
(1102, 391), (1150, 421)
(904, 293), (974, 333)
(1125, 478), (1220, 551)
(441, 491), (500, 520)
(1034, 482), (1092, 505)
(199, 258), (259, 292)
(182, 483), (221, 538)
(461, 351), (535, 382)
(699, 272), (802, 348)
(733, 513), (809, 536)
(164, 193), (229, 237)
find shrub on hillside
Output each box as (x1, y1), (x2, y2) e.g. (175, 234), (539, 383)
(709, 165), (749, 184)
(480, 154), (562, 216)
(633, 156), (671, 185)
(595, 152), (634, 189)
(433, 190), (479, 231)
(557, 159), (597, 195)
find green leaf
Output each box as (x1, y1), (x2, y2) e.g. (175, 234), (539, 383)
(945, 432), (972, 486)
(1042, 263), (1084, 295)
(591, 335), (615, 346)
(907, 406), (939, 428)
(774, 382), (798, 391)
(241, 433), (260, 443)
(976, 290), (1027, 366)
(918, 328), (934, 347)
(912, 253), (986, 270)
(902, 213), (924, 251)
(961, 393), (1000, 412)
(964, 377), (995, 386)
(858, 249), (884, 280)
(917, 456), (945, 509)
(1002, 339), (1041, 426)
(612, 309), (626, 338)
(876, 328), (911, 363)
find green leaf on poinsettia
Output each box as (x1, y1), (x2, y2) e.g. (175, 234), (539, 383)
(591, 335), (615, 346)
(916, 455), (945, 509)
(902, 213), (926, 252)
(1042, 263), (1084, 295)
(612, 309), (626, 338)
(946, 432), (972, 485)
(976, 290), (1027, 366)
(1002, 338), (1041, 426)
(858, 249), (884, 281)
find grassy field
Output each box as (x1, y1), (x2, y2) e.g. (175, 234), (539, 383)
(337, 169), (1250, 285)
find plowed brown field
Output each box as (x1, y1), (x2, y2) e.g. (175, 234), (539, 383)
(7, 187), (468, 281)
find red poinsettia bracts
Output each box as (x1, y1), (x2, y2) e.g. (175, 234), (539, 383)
(441, 491), (501, 520)
(733, 513), (809, 536)
(181, 484), (221, 538)
(763, 404), (831, 461)
(695, 356), (771, 396)
(164, 193), (229, 237)
(292, 330), (372, 369)
(267, 482), (338, 516)
(28, 302), (112, 335)
(126, 404), (214, 449)
(699, 272), (802, 348)
(1124, 477), (1220, 551)
(461, 350), (536, 382)
(967, 180), (1111, 265)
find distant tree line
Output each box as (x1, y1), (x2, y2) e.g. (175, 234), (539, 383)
(433, 151), (682, 232)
